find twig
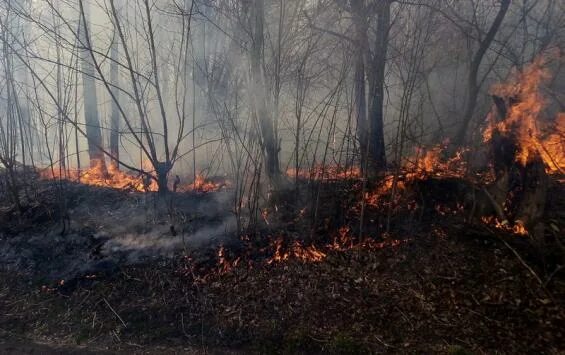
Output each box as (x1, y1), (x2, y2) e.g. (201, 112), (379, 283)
(103, 298), (127, 328)
(544, 265), (564, 288)
(495, 236), (544, 287)
(374, 335), (396, 349)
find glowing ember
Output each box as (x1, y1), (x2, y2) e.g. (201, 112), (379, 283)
(217, 245), (240, 274)
(481, 216), (529, 236)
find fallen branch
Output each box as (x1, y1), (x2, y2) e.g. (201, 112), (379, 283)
(103, 298), (127, 328)
(484, 226), (554, 301)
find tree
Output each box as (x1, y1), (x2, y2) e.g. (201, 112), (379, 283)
(109, 28), (120, 170)
(247, 0), (281, 185)
(367, 0), (392, 172)
(339, 0), (392, 174)
(454, 0), (511, 145)
(78, 1), (106, 171)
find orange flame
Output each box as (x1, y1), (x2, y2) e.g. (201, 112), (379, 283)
(178, 174), (229, 193)
(483, 56), (564, 173)
(267, 238), (327, 264)
(405, 144), (467, 179)
(40, 159), (158, 192)
(481, 216), (529, 236)
(40, 161), (229, 193)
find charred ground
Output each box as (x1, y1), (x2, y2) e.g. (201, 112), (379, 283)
(0, 170), (564, 354)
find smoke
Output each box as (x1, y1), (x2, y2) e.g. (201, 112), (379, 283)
(100, 215), (236, 263)
(83, 188), (237, 262)
(0, 182), (238, 281)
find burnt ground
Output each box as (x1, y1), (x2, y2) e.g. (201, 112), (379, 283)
(0, 177), (564, 353)
(0, 180), (236, 283)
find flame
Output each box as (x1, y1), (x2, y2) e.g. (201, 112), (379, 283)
(539, 113), (565, 173)
(483, 56), (564, 173)
(178, 174), (228, 193)
(40, 159), (158, 192)
(405, 143), (467, 179)
(481, 216), (529, 236)
(40, 162), (229, 193)
(217, 245), (240, 274)
(267, 238), (327, 264)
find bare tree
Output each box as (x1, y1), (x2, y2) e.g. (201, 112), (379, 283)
(78, 1), (106, 171)
(247, 0), (281, 185)
(454, 0), (511, 145)
(109, 27), (120, 170)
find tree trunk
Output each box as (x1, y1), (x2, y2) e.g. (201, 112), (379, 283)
(155, 161), (171, 194)
(367, 0), (390, 173)
(455, 0), (511, 145)
(351, 0), (368, 173)
(249, 0), (281, 185)
(487, 95), (548, 241)
(79, 1), (107, 172)
(109, 29), (120, 170)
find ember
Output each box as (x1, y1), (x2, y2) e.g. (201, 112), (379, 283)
(481, 216), (529, 236)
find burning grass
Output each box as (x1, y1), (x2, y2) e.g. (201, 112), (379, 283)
(39, 160), (229, 193)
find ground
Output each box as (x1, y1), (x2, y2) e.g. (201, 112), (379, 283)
(0, 178), (564, 353)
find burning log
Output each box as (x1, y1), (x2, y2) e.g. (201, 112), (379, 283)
(481, 58), (561, 240)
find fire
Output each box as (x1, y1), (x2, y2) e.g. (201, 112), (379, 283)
(178, 174), (228, 193)
(217, 245), (240, 274)
(40, 159), (158, 192)
(363, 143), (467, 207)
(483, 56), (565, 173)
(405, 143), (467, 179)
(331, 226), (355, 250)
(481, 216), (529, 236)
(40, 162), (229, 193)
(268, 238), (327, 264)
(539, 113), (565, 174)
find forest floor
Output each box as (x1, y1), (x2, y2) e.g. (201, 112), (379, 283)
(0, 177), (564, 354)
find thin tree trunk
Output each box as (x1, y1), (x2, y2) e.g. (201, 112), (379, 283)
(249, 0), (281, 185)
(455, 0), (511, 145)
(351, 0), (368, 174)
(109, 29), (120, 169)
(79, 1), (106, 171)
(367, 0), (391, 173)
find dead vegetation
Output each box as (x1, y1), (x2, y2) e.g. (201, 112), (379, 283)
(0, 169), (563, 353)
